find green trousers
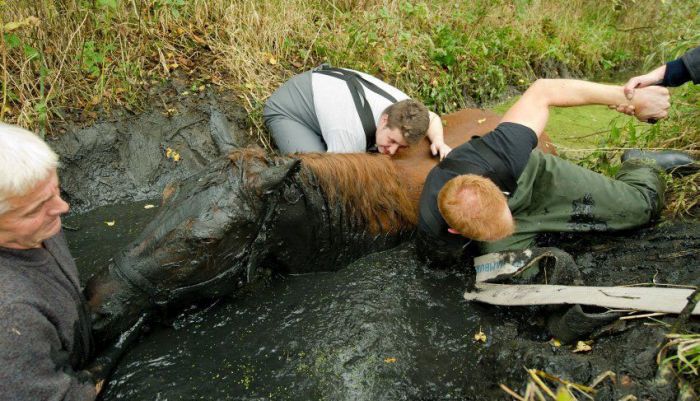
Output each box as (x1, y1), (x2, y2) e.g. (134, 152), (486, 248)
(480, 150), (665, 254)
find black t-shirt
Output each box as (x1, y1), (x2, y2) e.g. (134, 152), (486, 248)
(415, 122), (537, 267)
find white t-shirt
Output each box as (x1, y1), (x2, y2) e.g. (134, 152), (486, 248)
(311, 70), (409, 153)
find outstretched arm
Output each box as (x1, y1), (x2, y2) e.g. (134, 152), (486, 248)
(501, 79), (670, 136)
(426, 111), (452, 160)
(623, 65), (666, 98)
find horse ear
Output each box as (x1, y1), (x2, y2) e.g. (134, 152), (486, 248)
(256, 158), (301, 195)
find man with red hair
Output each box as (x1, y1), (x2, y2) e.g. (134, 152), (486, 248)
(415, 78), (696, 270)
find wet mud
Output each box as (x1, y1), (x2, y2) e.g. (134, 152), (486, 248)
(65, 204), (699, 401)
(56, 91), (698, 400)
(51, 83), (251, 213)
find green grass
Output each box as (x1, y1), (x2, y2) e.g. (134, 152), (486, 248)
(1, 0), (698, 216)
(492, 97), (627, 152)
(2, 0), (698, 135)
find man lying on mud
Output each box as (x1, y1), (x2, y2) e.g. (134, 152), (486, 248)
(415, 78), (697, 276)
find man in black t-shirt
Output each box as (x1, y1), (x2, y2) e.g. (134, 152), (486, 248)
(416, 79), (696, 270)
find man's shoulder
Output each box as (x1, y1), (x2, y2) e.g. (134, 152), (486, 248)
(0, 264), (40, 307)
(417, 165), (455, 236)
(482, 122), (538, 147)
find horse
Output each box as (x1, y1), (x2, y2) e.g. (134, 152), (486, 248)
(86, 109), (556, 343)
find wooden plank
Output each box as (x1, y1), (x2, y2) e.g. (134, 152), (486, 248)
(464, 283), (700, 315)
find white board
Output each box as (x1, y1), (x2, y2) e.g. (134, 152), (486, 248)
(464, 283), (699, 315)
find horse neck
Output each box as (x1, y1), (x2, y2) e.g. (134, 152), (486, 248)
(297, 153), (418, 234)
(265, 168), (407, 274)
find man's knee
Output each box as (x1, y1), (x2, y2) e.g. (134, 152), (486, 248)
(616, 161), (666, 219)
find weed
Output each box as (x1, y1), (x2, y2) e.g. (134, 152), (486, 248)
(500, 368), (613, 400)
(1, 0), (698, 212)
(3, 0), (698, 134)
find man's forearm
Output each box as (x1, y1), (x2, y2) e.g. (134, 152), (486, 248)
(426, 111), (445, 144)
(503, 79), (626, 136)
(535, 79), (629, 108)
(502, 79), (670, 135)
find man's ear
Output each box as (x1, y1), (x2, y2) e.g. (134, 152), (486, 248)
(447, 227), (461, 235)
(379, 113), (388, 126)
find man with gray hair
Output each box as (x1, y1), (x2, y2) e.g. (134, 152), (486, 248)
(0, 124), (100, 400)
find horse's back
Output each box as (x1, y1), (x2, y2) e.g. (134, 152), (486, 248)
(392, 108), (556, 204)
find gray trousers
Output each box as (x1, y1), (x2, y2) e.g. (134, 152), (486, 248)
(263, 70), (326, 154)
(480, 151), (665, 254)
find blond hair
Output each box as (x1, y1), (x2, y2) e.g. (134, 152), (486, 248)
(0, 124), (58, 214)
(437, 174), (514, 241)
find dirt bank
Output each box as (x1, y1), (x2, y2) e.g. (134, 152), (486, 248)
(52, 81), (252, 213)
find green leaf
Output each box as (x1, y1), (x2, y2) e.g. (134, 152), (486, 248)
(23, 44), (39, 60)
(3, 33), (20, 49)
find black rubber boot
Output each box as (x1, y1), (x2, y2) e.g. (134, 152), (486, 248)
(546, 304), (623, 344)
(622, 149), (698, 175)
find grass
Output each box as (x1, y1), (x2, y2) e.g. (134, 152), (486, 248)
(500, 368), (614, 401)
(1, 2), (698, 206)
(661, 334), (700, 389)
(2, 1), (698, 134)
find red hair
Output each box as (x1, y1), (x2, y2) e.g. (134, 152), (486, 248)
(438, 174), (514, 241)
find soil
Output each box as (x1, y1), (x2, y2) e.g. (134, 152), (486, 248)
(56, 84), (699, 400)
(51, 78), (253, 213)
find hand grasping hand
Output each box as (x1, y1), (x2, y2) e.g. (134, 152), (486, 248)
(629, 85), (670, 123)
(623, 65), (666, 100)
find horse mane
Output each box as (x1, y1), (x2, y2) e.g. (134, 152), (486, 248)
(298, 152), (417, 234)
(227, 148), (416, 235)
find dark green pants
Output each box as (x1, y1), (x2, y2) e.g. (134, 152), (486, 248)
(480, 151), (665, 254)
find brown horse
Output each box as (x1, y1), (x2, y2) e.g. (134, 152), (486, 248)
(300, 108), (555, 234)
(87, 108), (555, 342)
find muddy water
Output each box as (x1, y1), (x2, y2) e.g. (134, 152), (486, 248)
(65, 203), (509, 400)
(64, 203), (700, 400)
(64, 200), (162, 282)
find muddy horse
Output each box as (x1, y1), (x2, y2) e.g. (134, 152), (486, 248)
(86, 109), (556, 342)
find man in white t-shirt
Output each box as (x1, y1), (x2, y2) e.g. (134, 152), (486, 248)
(264, 67), (451, 159)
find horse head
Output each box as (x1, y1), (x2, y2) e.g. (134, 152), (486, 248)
(86, 148), (300, 342)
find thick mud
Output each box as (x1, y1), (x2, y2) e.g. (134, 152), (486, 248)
(56, 90), (699, 400)
(64, 203), (699, 401)
(51, 83), (251, 213)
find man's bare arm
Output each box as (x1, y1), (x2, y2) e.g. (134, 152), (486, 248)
(501, 79), (670, 137)
(426, 111), (452, 160)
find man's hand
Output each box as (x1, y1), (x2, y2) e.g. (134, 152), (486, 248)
(623, 65), (666, 100)
(629, 85), (670, 122)
(608, 103), (635, 116)
(430, 141), (452, 160)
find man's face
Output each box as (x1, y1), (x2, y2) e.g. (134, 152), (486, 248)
(375, 114), (408, 156)
(0, 170), (69, 249)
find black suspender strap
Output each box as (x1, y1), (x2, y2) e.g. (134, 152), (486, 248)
(313, 66), (398, 151)
(438, 137), (518, 195)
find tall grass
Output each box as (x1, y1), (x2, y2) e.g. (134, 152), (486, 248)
(2, 0), (699, 214)
(2, 0), (698, 138)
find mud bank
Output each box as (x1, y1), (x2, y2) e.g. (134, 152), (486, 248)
(52, 83), (251, 213)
